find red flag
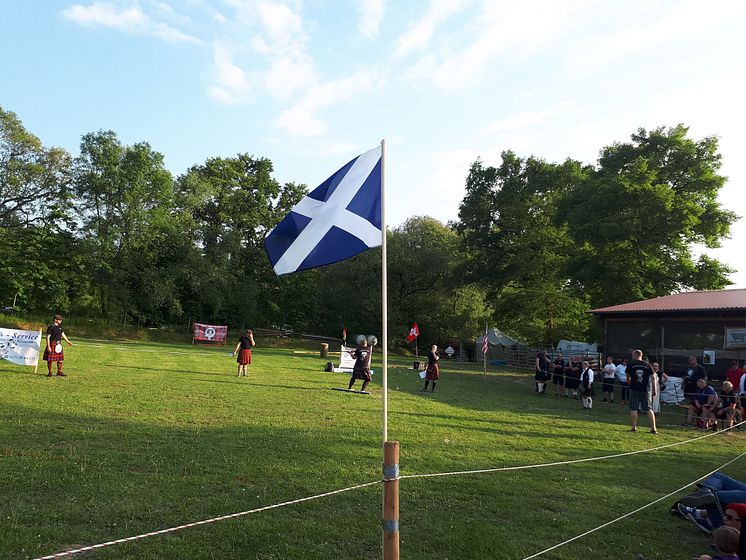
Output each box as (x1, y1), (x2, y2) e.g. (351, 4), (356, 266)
(406, 322), (419, 343)
(342, 325), (347, 343)
(482, 325), (489, 355)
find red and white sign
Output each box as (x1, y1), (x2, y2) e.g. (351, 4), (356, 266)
(193, 323), (228, 343)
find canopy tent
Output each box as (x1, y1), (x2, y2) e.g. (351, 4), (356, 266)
(476, 328), (525, 360)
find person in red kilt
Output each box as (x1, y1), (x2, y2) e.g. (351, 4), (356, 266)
(420, 344), (440, 393)
(43, 314), (73, 377)
(347, 339), (372, 392)
(232, 329), (255, 377)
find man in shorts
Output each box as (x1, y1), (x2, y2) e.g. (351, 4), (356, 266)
(627, 349), (658, 433)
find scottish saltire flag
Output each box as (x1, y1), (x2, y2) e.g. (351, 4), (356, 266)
(265, 146), (382, 275)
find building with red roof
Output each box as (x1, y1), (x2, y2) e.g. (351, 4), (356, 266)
(591, 289), (746, 378)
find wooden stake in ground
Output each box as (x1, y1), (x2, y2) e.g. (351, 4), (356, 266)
(383, 441), (399, 560)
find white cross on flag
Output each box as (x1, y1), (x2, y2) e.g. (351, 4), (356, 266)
(265, 146), (382, 275)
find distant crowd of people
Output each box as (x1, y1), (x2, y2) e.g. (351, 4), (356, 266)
(534, 351), (746, 435)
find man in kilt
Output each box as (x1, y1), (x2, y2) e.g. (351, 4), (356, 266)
(420, 344), (440, 393)
(348, 339), (372, 392)
(232, 329), (255, 377)
(43, 314), (73, 377)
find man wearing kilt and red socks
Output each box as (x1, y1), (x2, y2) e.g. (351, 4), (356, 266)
(232, 329), (255, 377)
(43, 314), (73, 377)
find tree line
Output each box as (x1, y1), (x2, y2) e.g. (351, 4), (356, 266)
(0, 105), (737, 346)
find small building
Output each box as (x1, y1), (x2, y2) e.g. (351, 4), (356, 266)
(591, 289), (746, 379)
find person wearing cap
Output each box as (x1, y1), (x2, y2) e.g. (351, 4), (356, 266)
(43, 314), (73, 377)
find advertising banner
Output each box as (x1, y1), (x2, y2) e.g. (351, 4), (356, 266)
(192, 323), (228, 344)
(0, 327), (42, 368)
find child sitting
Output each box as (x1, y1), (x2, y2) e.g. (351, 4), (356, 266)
(696, 525), (740, 560)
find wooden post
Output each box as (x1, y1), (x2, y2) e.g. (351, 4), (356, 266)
(383, 441), (400, 560)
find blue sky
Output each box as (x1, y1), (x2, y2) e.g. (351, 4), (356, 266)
(2, 0), (745, 288)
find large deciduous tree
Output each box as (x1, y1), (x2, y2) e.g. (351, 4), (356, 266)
(557, 125), (737, 307)
(457, 153), (591, 345)
(176, 155), (306, 328)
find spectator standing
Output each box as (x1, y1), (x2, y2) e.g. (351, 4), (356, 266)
(552, 352), (565, 396)
(601, 356), (616, 403)
(627, 350), (658, 433)
(725, 360), (744, 388)
(615, 358), (629, 405)
(685, 355), (708, 402)
(580, 360), (594, 409)
(534, 350), (551, 394)
(651, 362), (668, 414)
(565, 355), (582, 398)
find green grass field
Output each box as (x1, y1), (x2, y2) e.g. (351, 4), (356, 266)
(1, 339), (744, 559)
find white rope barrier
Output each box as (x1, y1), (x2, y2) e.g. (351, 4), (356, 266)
(519, 450), (746, 559)
(399, 419), (745, 480)
(32, 480), (381, 560)
(32, 419), (743, 559)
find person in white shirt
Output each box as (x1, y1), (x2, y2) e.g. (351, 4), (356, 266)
(580, 360), (595, 409)
(615, 358), (628, 405)
(602, 356), (616, 403)
(651, 362), (668, 414)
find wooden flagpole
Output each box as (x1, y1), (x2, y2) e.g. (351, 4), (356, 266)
(381, 139), (400, 560)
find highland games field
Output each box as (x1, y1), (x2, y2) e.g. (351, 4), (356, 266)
(1, 339), (744, 560)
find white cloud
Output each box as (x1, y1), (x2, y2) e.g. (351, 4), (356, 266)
(249, 1), (317, 99)
(402, 0), (587, 89)
(357, 0), (386, 39)
(570, 0), (746, 75)
(393, 0), (471, 59)
(62, 2), (203, 44)
(483, 101), (579, 135)
(274, 69), (375, 136)
(208, 43), (251, 102)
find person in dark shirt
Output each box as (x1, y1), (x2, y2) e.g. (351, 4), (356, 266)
(552, 352), (565, 396)
(687, 377), (718, 428)
(43, 314), (73, 377)
(534, 350), (551, 394)
(348, 339), (372, 392)
(714, 381), (740, 430)
(564, 356), (582, 398)
(627, 349), (658, 433)
(420, 344), (440, 393)
(232, 329), (255, 377)
(685, 355), (708, 402)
